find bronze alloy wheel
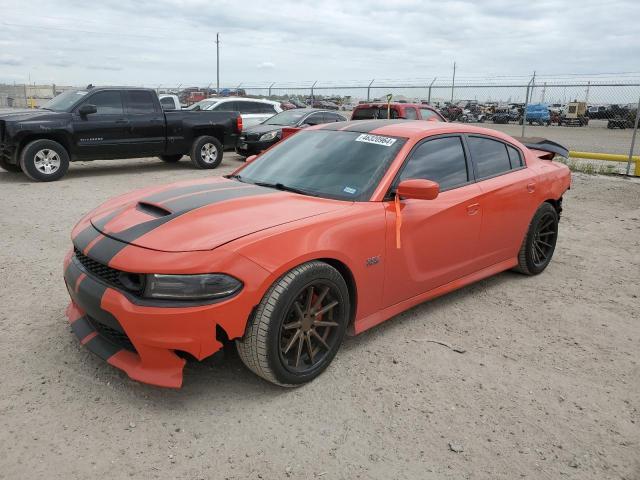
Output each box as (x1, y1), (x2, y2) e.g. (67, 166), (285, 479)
(278, 282), (342, 373)
(531, 211), (558, 267)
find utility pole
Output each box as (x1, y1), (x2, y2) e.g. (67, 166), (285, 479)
(216, 33), (220, 94)
(450, 62), (456, 103)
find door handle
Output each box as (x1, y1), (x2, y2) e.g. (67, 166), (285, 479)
(527, 182), (536, 193)
(466, 203), (480, 215)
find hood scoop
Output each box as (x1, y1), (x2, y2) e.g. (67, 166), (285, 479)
(136, 201), (172, 218)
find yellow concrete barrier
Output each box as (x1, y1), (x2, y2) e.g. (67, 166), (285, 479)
(569, 151), (640, 176)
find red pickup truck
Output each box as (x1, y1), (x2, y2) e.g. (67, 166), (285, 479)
(352, 103), (445, 122)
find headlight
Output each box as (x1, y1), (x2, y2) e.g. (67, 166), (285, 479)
(144, 273), (242, 300)
(259, 130), (279, 141)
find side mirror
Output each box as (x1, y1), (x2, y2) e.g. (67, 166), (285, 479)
(78, 104), (97, 116)
(396, 179), (439, 200)
(245, 155), (257, 163)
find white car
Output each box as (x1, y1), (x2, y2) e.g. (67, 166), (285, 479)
(158, 94), (182, 110)
(188, 97), (282, 129)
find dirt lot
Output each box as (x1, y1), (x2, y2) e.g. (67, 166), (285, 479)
(0, 155), (639, 480)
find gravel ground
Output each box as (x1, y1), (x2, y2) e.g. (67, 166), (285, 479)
(0, 154), (639, 480)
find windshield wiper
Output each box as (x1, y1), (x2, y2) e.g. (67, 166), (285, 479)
(252, 181), (318, 197)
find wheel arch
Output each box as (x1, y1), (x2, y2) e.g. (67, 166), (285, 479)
(317, 257), (358, 335)
(19, 133), (72, 159)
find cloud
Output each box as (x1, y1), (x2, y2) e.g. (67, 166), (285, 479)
(0, 0), (638, 89)
(0, 54), (22, 66)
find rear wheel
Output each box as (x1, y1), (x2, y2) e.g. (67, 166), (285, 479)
(236, 261), (350, 386)
(159, 154), (183, 163)
(19, 139), (69, 182)
(190, 136), (223, 169)
(514, 202), (559, 275)
(0, 156), (21, 172)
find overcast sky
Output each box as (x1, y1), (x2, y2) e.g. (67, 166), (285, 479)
(0, 0), (638, 87)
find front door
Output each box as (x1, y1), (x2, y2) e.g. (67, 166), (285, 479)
(383, 135), (483, 307)
(72, 90), (130, 159)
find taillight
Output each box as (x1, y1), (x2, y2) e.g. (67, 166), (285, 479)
(236, 115), (243, 133)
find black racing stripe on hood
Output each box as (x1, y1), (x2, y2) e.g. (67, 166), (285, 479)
(142, 181), (239, 204)
(73, 209), (122, 252)
(87, 184), (275, 264)
(161, 184), (273, 213)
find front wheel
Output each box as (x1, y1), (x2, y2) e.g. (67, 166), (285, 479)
(514, 202), (559, 275)
(20, 139), (69, 182)
(190, 136), (223, 169)
(236, 261), (350, 386)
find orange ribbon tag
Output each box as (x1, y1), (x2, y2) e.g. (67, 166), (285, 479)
(394, 193), (402, 249)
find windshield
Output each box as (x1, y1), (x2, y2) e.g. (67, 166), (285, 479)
(264, 109), (309, 126)
(186, 99), (218, 111)
(236, 130), (406, 201)
(40, 90), (88, 112)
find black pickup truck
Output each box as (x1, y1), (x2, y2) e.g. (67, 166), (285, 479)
(0, 86), (242, 181)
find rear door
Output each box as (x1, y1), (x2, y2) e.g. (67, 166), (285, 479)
(72, 90), (130, 159)
(466, 135), (538, 267)
(382, 135), (483, 307)
(123, 90), (166, 155)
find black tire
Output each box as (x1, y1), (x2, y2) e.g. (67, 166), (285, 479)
(159, 154), (183, 163)
(190, 136), (223, 169)
(19, 139), (69, 182)
(236, 261), (350, 386)
(0, 156), (22, 172)
(513, 203), (559, 275)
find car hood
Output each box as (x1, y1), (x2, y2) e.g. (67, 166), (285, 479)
(243, 124), (286, 135)
(0, 109), (67, 122)
(88, 178), (349, 252)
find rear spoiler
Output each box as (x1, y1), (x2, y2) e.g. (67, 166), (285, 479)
(513, 137), (569, 160)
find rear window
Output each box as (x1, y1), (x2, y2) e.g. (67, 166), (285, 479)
(420, 108), (441, 121)
(352, 107), (400, 120)
(468, 136), (512, 179)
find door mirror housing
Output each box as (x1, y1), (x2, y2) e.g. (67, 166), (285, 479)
(78, 104), (97, 116)
(396, 179), (439, 200)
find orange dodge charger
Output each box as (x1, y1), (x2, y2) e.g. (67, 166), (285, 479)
(63, 120), (571, 388)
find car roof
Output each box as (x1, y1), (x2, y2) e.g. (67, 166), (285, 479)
(315, 119), (520, 142)
(355, 102), (437, 109)
(215, 97), (280, 105)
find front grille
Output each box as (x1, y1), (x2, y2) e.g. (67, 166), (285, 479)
(74, 248), (144, 294)
(88, 316), (137, 352)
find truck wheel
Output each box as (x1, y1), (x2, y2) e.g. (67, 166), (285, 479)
(20, 139), (69, 182)
(190, 136), (223, 169)
(159, 154), (183, 163)
(0, 156), (22, 172)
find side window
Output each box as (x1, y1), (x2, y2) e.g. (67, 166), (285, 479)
(404, 108), (418, 120)
(304, 113), (324, 126)
(507, 145), (523, 168)
(399, 136), (469, 191)
(81, 91), (123, 115)
(327, 113), (345, 122)
(160, 97), (176, 110)
(212, 101), (237, 112)
(126, 90), (157, 114)
(260, 103), (278, 114)
(468, 136), (512, 179)
(420, 108), (440, 120)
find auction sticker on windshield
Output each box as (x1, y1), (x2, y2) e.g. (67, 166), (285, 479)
(355, 133), (397, 147)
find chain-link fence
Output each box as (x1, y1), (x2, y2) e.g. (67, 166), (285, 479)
(2, 75), (639, 174)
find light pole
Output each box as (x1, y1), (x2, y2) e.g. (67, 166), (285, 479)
(216, 33), (220, 94)
(450, 62), (456, 103)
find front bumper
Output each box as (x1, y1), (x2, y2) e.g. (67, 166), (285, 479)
(235, 138), (276, 156)
(63, 247), (268, 388)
